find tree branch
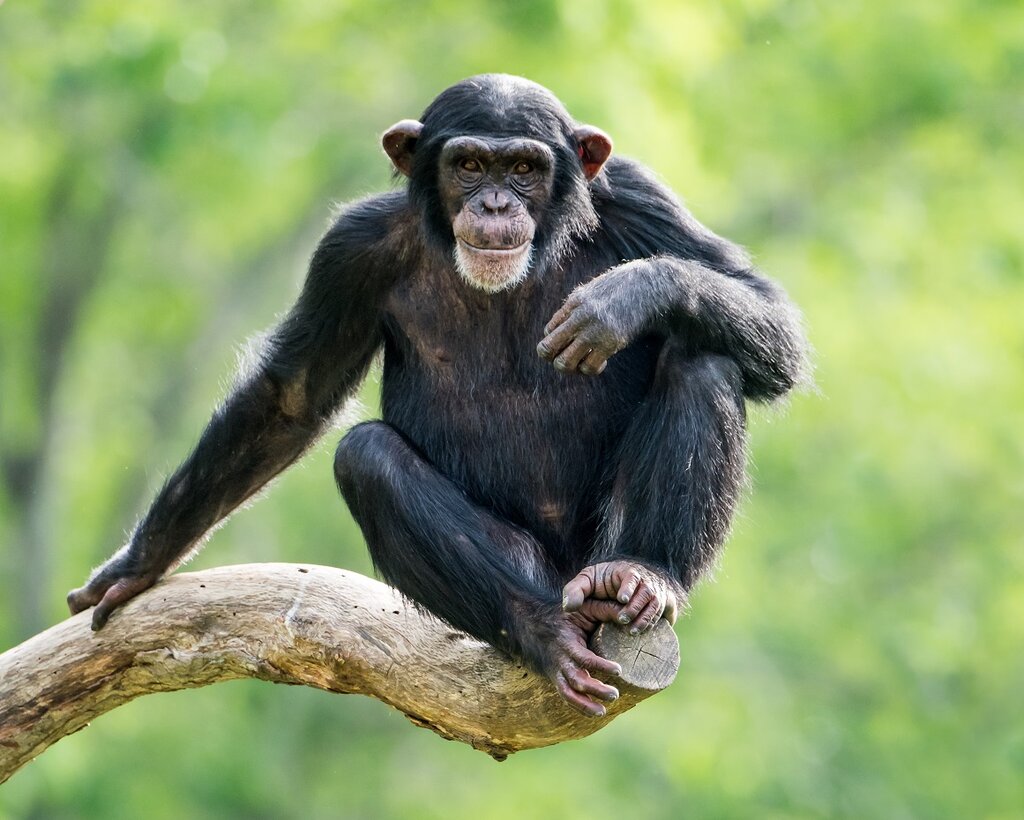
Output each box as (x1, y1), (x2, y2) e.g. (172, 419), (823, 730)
(0, 563), (678, 782)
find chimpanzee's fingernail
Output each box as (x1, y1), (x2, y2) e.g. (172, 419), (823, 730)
(561, 594), (568, 609)
(618, 613), (631, 624)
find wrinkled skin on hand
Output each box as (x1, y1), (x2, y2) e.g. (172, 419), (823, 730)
(534, 559), (680, 716)
(562, 560), (681, 635)
(537, 266), (649, 376)
(539, 604), (625, 717)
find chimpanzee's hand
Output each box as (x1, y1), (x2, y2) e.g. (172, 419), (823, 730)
(537, 267), (647, 376)
(543, 606), (625, 717)
(562, 560), (680, 635)
(67, 558), (159, 630)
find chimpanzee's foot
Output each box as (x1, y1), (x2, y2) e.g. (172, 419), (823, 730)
(542, 608), (623, 716)
(562, 560), (681, 635)
(67, 572), (159, 630)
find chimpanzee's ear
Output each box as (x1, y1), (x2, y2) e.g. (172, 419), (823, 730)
(382, 120), (424, 177)
(574, 125), (613, 181)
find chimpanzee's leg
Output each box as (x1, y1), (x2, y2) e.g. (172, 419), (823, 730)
(334, 422), (621, 714)
(589, 345), (748, 596)
(335, 422), (557, 629)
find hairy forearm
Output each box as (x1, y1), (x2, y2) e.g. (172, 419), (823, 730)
(540, 254), (808, 396)
(116, 375), (324, 579)
(625, 256), (809, 401)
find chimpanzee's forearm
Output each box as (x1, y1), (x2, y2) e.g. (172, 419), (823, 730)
(71, 194), (405, 628)
(115, 374), (327, 580)
(616, 257), (808, 401)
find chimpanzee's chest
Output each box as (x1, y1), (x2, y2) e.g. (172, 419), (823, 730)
(383, 263), (557, 376)
(378, 263), (657, 529)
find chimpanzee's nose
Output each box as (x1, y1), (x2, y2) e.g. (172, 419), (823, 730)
(482, 190), (510, 214)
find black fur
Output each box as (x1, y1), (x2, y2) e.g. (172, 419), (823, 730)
(73, 75), (807, 689)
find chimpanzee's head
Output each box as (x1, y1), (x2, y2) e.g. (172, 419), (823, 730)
(382, 75), (613, 292)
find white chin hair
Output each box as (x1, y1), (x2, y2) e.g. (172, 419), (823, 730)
(454, 242), (533, 293)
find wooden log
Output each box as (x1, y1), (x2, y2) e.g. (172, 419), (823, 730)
(0, 563), (679, 782)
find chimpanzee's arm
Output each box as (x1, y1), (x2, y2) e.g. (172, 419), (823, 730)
(68, 194), (407, 628)
(538, 158), (809, 401)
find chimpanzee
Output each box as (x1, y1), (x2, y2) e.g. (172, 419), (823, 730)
(68, 75), (807, 716)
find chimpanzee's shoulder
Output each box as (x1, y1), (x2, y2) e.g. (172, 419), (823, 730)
(586, 157), (691, 261)
(590, 157), (686, 220)
(326, 191), (415, 243)
(588, 157), (748, 271)
(314, 190), (428, 274)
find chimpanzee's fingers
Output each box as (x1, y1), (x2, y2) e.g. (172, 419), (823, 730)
(578, 350), (608, 376)
(554, 672), (607, 717)
(537, 316), (583, 361)
(562, 665), (619, 703)
(90, 576), (154, 631)
(586, 562), (616, 599)
(553, 339), (592, 373)
(664, 591), (679, 625)
(617, 582), (654, 625)
(613, 568), (642, 604)
(544, 294), (582, 335)
(575, 598), (623, 624)
(565, 640), (622, 678)
(562, 568), (597, 611)
(67, 583), (105, 615)
(629, 597), (664, 635)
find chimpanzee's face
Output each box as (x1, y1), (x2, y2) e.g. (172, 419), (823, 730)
(436, 136), (555, 292)
(381, 83), (612, 293)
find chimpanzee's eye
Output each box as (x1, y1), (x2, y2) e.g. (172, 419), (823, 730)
(512, 161), (533, 175)
(460, 158), (482, 173)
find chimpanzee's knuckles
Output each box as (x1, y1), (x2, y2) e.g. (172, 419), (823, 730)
(564, 292), (585, 311)
(575, 598), (621, 623)
(578, 354), (608, 376)
(577, 311), (625, 353)
(67, 585), (101, 614)
(567, 299), (600, 326)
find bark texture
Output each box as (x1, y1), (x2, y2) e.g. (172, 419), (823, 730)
(0, 563), (679, 782)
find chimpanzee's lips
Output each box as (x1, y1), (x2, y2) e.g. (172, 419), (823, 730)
(456, 238), (532, 256)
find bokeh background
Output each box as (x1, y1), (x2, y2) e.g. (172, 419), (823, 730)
(2, 1), (1022, 817)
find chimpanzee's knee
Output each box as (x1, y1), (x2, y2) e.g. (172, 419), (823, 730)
(655, 345), (744, 414)
(687, 353), (743, 396)
(654, 339), (737, 383)
(333, 421), (399, 497)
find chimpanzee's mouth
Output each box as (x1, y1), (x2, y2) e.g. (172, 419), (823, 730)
(453, 236), (535, 293)
(456, 238), (532, 257)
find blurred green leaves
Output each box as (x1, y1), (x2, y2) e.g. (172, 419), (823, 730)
(1, 1), (1022, 818)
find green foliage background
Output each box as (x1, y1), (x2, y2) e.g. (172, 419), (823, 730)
(1, 1), (1021, 817)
